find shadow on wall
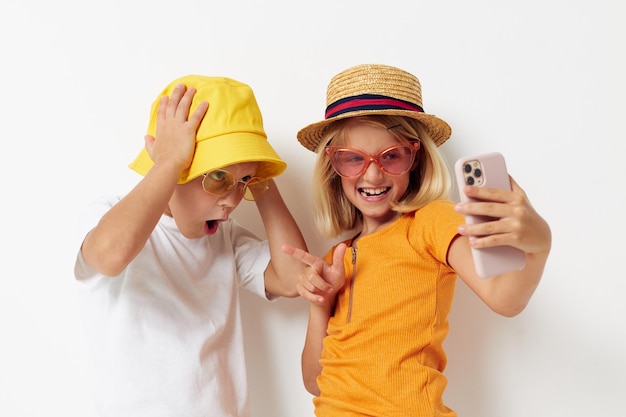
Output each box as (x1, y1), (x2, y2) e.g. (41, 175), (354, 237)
(240, 290), (310, 417)
(443, 281), (495, 414)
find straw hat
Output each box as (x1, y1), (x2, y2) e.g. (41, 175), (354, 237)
(129, 75), (286, 183)
(297, 64), (452, 152)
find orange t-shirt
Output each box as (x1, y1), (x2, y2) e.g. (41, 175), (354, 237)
(315, 200), (463, 417)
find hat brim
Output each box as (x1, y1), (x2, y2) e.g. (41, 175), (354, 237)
(129, 132), (286, 184)
(297, 109), (452, 152)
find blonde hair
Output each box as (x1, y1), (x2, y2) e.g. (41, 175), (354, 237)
(312, 115), (452, 238)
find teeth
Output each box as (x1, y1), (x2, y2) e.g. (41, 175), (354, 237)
(360, 187), (388, 196)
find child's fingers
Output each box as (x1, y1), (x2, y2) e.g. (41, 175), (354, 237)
(296, 282), (327, 305)
(143, 135), (156, 157)
(156, 95), (169, 123)
(462, 184), (510, 204)
(456, 199), (507, 221)
(332, 243), (347, 267)
(173, 86), (197, 121)
(189, 101), (209, 127)
(299, 268), (332, 293)
(282, 245), (323, 269)
(163, 84), (186, 117)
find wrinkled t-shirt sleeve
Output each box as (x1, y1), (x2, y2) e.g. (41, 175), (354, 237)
(74, 196), (120, 281)
(410, 199), (463, 267)
(230, 219), (272, 300)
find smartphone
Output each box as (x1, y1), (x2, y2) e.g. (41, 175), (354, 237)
(454, 152), (525, 278)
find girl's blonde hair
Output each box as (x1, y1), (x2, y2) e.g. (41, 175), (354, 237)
(312, 115), (452, 238)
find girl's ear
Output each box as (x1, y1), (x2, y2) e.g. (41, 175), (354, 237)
(410, 141), (422, 170)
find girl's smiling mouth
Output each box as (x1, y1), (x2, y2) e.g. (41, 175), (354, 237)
(359, 187), (390, 198)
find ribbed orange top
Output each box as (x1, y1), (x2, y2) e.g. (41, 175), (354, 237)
(315, 200), (463, 417)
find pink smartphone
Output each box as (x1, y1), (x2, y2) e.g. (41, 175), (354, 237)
(454, 152), (525, 278)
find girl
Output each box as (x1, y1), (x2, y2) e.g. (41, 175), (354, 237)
(284, 64), (551, 417)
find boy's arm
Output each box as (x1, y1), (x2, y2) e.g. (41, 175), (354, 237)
(254, 180), (308, 297)
(81, 160), (182, 277)
(81, 85), (208, 277)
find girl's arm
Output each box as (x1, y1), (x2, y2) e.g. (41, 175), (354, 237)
(301, 302), (333, 395)
(449, 235), (549, 316)
(282, 244), (348, 393)
(450, 176), (552, 317)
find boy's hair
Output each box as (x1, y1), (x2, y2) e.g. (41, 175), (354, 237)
(312, 115), (452, 238)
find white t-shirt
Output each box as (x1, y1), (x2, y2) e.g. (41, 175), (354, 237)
(74, 196), (271, 417)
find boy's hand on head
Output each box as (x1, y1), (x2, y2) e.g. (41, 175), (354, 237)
(282, 244), (347, 305)
(145, 84), (209, 174)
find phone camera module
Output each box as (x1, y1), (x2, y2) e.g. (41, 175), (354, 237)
(462, 160), (484, 187)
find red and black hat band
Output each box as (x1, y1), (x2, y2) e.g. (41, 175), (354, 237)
(325, 94), (424, 120)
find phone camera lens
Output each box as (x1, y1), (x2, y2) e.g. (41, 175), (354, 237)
(464, 164), (472, 173)
(466, 177), (475, 185)
(473, 169), (482, 178)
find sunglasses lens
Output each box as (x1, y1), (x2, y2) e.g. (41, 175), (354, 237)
(202, 169), (235, 194)
(379, 146), (414, 174)
(242, 179), (269, 201)
(332, 150), (365, 177)
(203, 170), (269, 201)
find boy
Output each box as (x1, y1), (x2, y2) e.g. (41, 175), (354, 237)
(74, 75), (307, 417)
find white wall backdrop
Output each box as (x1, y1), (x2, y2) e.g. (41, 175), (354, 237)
(1, 1), (624, 416)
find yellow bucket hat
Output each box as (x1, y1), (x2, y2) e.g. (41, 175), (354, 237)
(129, 75), (286, 183)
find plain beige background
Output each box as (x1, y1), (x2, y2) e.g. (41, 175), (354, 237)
(1, 1), (624, 416)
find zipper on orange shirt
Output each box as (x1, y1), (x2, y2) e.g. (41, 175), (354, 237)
(347, 245), (358, 323)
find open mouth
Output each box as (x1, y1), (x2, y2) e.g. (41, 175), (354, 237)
(205, 219), (220, 235)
